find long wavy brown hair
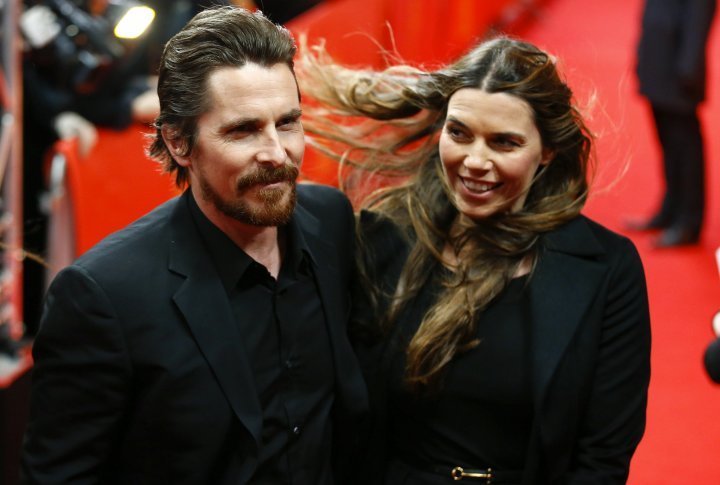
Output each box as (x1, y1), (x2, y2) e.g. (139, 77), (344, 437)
(298, 36), (595, 391)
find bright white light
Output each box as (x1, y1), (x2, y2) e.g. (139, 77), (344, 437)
(114, 6), (155, 39)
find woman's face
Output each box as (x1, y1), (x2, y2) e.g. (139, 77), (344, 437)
(439, 88), (553, 220)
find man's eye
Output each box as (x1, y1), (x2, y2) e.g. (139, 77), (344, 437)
(446, 125), (467, 140)
(229, 124), (256, 135)
(278, 118), (300, 129)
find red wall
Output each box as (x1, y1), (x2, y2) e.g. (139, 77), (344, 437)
(288, 0), (518, 67)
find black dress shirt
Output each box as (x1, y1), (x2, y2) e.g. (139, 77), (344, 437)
(189, 194), (335, 485)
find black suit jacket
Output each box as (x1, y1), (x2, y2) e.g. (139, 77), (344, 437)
(22, 184), (367, 484)
(636, 0), (717, 111)
(355, 214), (651, 485)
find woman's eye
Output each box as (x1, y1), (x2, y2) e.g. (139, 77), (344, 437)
(494, 137), (521, 149)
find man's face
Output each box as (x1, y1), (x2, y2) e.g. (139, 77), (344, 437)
(174, 63), (304, 229)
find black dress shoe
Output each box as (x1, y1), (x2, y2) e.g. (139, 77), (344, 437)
(625, 214), (671, 232)
(653, 226), (700, 248)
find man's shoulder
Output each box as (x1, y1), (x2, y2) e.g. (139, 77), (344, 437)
(297, 182), (348, 206)
(74, 196), (180, 272)
(296, 182), (352, 221)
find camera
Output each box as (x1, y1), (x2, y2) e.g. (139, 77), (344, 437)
(20, 0), (154, 93)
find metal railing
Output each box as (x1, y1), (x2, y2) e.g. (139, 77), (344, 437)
(0, 0), (26, 362)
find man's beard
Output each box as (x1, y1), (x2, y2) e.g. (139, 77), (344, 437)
(199, 164), (299, 227)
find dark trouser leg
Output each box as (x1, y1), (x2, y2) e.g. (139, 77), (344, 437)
(651, 105), (705, 234)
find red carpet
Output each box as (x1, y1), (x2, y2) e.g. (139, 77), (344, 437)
(518, 0), (720, 483)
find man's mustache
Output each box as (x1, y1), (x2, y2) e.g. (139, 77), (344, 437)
(236, 164), (299, 191)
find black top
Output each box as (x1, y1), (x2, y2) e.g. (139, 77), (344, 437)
(189, 194), (335, 485)
(386, 268), (533, 473)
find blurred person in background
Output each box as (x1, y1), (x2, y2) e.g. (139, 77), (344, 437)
(704, 290), (720, 383)
(19, 0), (237, 334)
(628, 0), (717, 247)
(704, 332), (720, 384)
(21, 0), (159, 334)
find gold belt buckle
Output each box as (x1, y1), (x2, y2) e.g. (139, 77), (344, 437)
(451, 466), (493, 482)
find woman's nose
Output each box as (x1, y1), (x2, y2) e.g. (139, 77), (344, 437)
(463, 143), (494, 171)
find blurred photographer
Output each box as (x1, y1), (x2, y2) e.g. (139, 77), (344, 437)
(20, 0), (164, 333)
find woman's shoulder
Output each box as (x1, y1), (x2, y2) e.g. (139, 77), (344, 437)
(545, 215), (644, 273)
(581, 216), (641, 257)
(356, 209), (413, 274)
(297, 182), (351, 214)
(358, 209), (409, 247)
(546, 215), (636, 250)
(579, 215), (633, 244)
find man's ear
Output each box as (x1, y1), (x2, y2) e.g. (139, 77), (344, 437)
(161, 125), (191, 167)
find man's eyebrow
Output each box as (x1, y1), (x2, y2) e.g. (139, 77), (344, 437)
(445, 116), (467, 128)
(219, 117), (261, 133)
(219, 109), (303, 133)
(280, 108), (303, 121)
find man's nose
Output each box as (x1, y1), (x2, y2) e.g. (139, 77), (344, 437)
(256, 128), (287, 165)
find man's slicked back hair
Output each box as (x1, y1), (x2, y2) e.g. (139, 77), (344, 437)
(147, 6), (297, 187)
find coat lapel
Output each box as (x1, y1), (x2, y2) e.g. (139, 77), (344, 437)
(522, 218), (612, 484)
(294, 203), (368, 416)
(167, 193), (262, 447)
(528, 218), (608, 412)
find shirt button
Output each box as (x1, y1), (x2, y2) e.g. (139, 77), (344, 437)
(292, 426), (301, 435)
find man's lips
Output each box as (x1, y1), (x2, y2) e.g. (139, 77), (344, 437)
(237, 165), (299, 190)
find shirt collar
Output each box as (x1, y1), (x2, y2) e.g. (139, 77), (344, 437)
(186, 190), (313, 292)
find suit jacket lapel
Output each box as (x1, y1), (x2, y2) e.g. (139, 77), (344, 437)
(294, 204), (368, 416)
(528, 218), (608, 413)
(167, 193), (262, 447)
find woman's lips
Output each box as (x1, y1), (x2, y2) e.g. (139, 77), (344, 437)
(460, 176), (501, 194)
